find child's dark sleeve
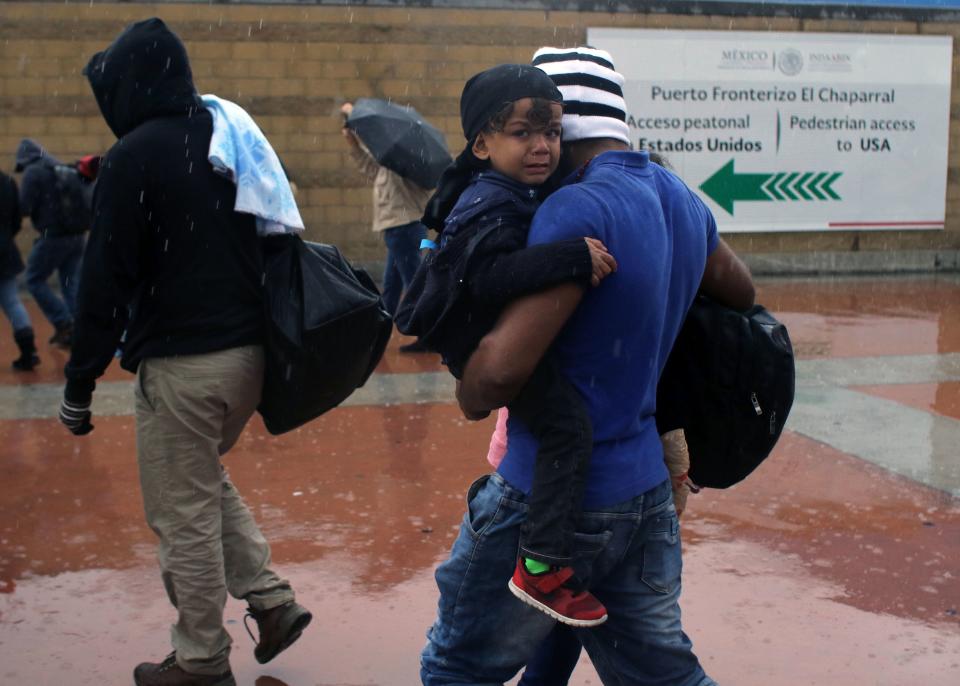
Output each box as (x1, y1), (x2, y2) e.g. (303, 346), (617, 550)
(466, 229), (593, 307)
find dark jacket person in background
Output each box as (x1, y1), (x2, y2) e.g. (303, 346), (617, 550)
(15, 138), (85, 347)
(58, 18), (311, 686)
(0, 169), (38, 371)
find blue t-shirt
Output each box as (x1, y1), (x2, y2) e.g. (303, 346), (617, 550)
(497, 150), (719, 508)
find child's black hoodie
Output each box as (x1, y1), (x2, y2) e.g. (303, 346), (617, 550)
(395, 168), (591, 377)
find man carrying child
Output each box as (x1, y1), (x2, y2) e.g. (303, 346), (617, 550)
(419, 47), (755, 685)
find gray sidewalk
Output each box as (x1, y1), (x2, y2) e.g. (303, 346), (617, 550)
(10, 352), (960, 496)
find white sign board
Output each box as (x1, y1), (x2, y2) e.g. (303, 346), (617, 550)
(587, 28), (953, 232)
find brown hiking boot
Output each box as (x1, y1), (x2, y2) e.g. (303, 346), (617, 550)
(244, 600), (313, 664)
(133, 653), (236, 686)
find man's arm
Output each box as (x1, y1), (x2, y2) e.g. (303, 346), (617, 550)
(63, 149), (144, 410)
(340, 102), (380, 182)
(700, 237), (755, 311)
(457, 282), (584, 418)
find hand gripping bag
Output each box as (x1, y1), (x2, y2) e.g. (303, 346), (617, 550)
(258, 235), (392, 434)
(656, 295), (796, 489)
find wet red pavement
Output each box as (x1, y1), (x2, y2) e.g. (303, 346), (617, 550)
(854, 381), (960, 421)
(756, 276), (960, 358)
(1, 277), (959, 685)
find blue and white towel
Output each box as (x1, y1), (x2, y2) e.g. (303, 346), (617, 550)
(201, 94), (304, 236)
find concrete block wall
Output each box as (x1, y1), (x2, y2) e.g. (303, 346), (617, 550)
(1, 1), (958, 271)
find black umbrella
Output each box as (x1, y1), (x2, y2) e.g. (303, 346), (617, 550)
(346, 98), (452, 190)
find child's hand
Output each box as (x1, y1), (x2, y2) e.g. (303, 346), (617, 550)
(584, 237), (617, 287)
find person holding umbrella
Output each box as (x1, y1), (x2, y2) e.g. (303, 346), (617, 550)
(341, 100), (448, 351)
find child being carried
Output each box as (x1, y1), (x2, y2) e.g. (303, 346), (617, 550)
(396, 64), (616, 627)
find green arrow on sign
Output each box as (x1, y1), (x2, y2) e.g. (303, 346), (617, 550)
(699, 159), (842, 216)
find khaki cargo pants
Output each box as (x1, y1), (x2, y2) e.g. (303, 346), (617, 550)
(135, 345), (295, 675)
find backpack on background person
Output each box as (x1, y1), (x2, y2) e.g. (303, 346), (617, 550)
(51, 162), (93, 235)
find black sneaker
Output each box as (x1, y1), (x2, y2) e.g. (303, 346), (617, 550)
(12, 327), (39, 371)
(245, 600), (313, 664)
(11, 352), (39, 372)
(133, 653), (236, 686)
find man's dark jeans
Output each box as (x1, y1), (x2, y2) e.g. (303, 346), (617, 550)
(508, 359), (593, 566)
(25, 234), (84, 328)
(420, 475), (714, 685)
(517, 623), (581, 685)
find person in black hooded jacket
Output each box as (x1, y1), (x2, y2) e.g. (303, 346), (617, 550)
(57, 18), (311, 686)
(15, 137), (85, 347)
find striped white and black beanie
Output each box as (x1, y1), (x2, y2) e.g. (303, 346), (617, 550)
(532, 46), (630, 145)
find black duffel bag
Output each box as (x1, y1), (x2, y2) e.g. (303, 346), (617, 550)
(657, 295), (796, 489)
(258, 235), (392, 435)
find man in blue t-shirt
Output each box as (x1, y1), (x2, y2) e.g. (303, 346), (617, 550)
(420, 48), (755, 686)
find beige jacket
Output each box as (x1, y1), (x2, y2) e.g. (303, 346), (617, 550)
(348, 143), (433, 233)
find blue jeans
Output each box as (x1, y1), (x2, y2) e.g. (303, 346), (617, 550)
(25, 234), (84, 327)
(420, 474), (715, 686)
(381, 221), (426, 316)
(0, 276), (32, 332)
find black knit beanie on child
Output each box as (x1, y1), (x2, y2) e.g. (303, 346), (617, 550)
(422, 64), (563, 231)
(459, 63), (563, 142)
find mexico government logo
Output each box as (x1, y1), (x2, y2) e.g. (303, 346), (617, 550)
(777, 49), (804, 76)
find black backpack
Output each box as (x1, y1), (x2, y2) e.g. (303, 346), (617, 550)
(657, 295), (796, 489)
(258, 236), (392, 435)
(51, 164), (92, 235)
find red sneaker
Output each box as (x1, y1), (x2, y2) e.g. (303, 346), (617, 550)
(508, 561), (608, 627)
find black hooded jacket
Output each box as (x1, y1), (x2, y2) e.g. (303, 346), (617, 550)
(65, 18), (264, 399)
(0, 171), (24, 280)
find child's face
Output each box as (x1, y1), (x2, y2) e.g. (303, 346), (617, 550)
(472, 98), (562, 186)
